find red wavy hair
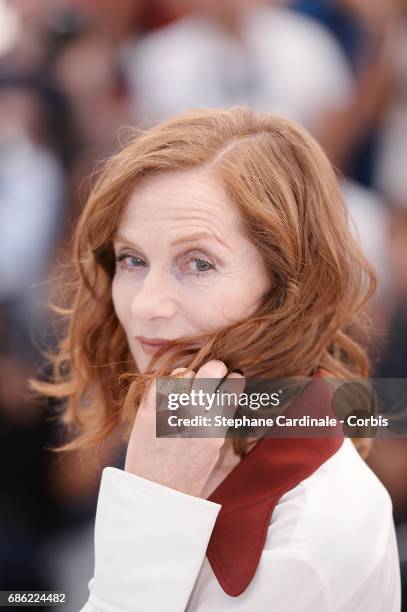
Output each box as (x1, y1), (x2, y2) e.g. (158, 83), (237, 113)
(32, 106), (377, 457)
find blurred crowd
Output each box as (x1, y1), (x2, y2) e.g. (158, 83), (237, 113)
(0, 0), (406, 609)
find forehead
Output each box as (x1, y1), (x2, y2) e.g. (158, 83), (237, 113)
(118, 168), (243, 235)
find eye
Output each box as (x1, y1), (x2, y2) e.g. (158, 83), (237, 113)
(185, 255), (216, 277)
(114, 250), (217, 278)
(115, 253), (146, 270)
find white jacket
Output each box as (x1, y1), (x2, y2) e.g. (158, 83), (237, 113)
(78, 376), (401, 612)
(78, 432), (401, 612)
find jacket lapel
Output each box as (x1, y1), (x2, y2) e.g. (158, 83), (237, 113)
(206, 376), (344, 596)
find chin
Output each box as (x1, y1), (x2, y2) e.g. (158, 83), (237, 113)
(133, 352), (166, 375)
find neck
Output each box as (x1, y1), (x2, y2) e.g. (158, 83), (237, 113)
(201, 437), (259, 498)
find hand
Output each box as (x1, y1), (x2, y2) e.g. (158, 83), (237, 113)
(124, 360), (245, 498)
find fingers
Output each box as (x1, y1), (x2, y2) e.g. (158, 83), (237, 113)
(171, 361), (245, 437)
(156, 368), (193, 402)
(217, 371), (246, 416)
(155, 361), (244, 437)
(171, 367), (189, 375)
(164, 360), (238, 399)
(169, 360), (245, 403)
(190, 359), (228, 398)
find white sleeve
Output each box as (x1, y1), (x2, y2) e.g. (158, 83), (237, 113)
(78, 467), (221, 612)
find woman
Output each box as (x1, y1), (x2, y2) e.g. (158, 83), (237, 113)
(34, 107), (401, 611)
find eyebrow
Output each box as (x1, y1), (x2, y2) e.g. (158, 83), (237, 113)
(114, 231), (229, 250)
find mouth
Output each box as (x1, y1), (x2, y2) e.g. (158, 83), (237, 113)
(135, 336), (172, 355)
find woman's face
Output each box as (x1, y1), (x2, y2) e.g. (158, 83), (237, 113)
(112, 168), (271, 373)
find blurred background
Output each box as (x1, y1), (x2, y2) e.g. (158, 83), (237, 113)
(0, 0), (406, 609)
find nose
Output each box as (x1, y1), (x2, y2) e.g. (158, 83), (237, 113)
(130, 268), (177, 321)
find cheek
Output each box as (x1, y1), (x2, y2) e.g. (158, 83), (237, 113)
(187, 283), (255, 331)
(212, 271), (270, 323)
(111, 277), (131, 331)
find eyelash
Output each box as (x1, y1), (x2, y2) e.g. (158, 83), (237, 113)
(115, 253), (216, 278)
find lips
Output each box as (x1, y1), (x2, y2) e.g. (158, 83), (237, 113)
(135, 336), (172, 355)
(136, 336), (172, 346)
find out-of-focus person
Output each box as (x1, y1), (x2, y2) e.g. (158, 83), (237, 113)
(291, 0), (403, 188)
(0, 77), (65, 599)
(373, 2), (407, 210)
(122, 0), (357, 163)
(0, 80), (65, 362)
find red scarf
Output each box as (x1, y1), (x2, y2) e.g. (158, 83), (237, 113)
(207, 375), (344, 596)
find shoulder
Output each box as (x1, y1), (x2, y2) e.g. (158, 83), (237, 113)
(263, 439), (397, 604)
(249, 6), (355, 117)
(252, 6), (349, 59)
(251, 6), (354, 97)
(267, 438), (394, 553)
